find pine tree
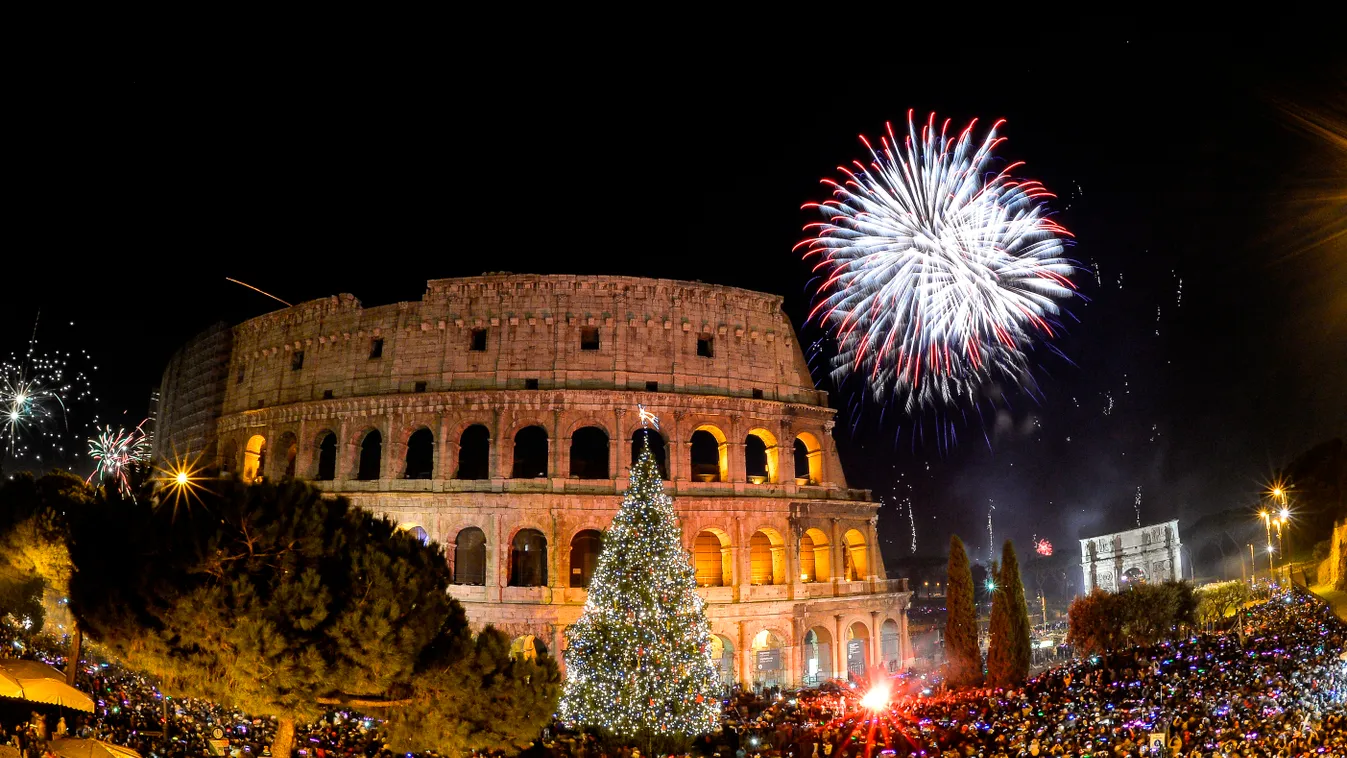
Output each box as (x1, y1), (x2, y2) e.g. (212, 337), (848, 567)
(559, 433), (721, 747)
(986, 540), (1030, 688)
(944, 535), (981, 688)
(67, 477), (557, 757)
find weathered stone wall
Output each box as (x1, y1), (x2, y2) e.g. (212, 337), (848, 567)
(1079, 520), (1182, 593)
(1320, 518), (1347, 590)
(152, 321), (232, 464)
(162, 275), (912, 687)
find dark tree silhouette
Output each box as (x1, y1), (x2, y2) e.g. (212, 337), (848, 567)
(944, 535), (981, 688)
(986, 540), (1030, 688)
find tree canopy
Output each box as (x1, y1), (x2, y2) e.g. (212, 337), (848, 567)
(67, 476), (557, 756)
(0, 471), (88, 633)
(944, 535), (981, 688)
(986, 540), (1030, 688)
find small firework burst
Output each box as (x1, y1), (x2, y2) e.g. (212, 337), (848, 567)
(1035, 538), (1053, 557)
(1, 315), (99, 469)
(86, 422), (150, 496)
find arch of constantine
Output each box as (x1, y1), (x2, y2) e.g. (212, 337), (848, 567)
(153, 274), (913, 689)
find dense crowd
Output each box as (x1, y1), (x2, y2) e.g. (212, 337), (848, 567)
(3, 589), (1345, 757)
(645, 589), (1346, 758)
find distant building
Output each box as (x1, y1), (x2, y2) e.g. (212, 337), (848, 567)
(1079, 520), (1181, 593)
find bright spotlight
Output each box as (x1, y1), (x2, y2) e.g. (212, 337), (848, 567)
(860, 682), (891, 711)
(175, 471), (189, 485)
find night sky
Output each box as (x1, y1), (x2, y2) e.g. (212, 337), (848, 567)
(6, 39), (1344, 571)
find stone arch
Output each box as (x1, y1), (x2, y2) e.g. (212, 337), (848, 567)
(563, 416), (615, 441)
(709, 634), (735, 688)
(689, 424), (728, 482)
(569, 529), (603, 588)
(509, 635), (548, 661)
(398, 524), (430, 545)
(843, 527), (870, 580)
(749, 526), (787, 586)
(404, 426), (435, 479)
(803, 626), (834, 685)
(793, 431), (824, 485)
(749, 627), (789, 690)
(845, 620), (871, 676)
(631, 427), (668, 480)
(568, 426), (609, 480)
(1122, 566), (1146, 586)
(509, 528), (548, 587)
(455, 423), (491, 480)
(692, 527), (733, 587)
(314, 429), (338, 481)
(357, 428), (383, 480)
(801, 527), (832, 582)
(511, 425), (549, 479)
(453, 526), (487, 586)
(881, 618), (901, 673)
(242, 434), (266, 483)
(219, 438), (238, 474)
(744, 427), (779, 484)
(276, 430), (298, 478)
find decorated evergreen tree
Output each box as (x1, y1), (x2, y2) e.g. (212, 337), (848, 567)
(559, 417), (720, 747)
(986, 540), (1030, 688)
(944, 534), (981, 687)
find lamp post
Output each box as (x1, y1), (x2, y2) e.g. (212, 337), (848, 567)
(1259, 511), (1275, 585)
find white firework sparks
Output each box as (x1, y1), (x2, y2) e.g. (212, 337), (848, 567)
(801, 111), (1077, 414)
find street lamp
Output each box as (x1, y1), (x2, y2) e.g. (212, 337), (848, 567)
(1260, 511), (1275, 582)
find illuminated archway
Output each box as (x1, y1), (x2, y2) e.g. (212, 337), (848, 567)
(242, 435), (266, 483)
(794, 432), (823, 485)
(750, 629), (786, 690)
(846, 621), (871, 677)
(801, 527), (832, 582)
(744, 428), (778, 484)
(881, 618), (901, 673)
(803, 627), (833, 685)
(689, 424), (727, 482)
(693, 528), (732, 587)
(843, 528), (869, 580)
(749, 528), (786, 586)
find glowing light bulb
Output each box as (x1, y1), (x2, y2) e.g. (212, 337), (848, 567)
(175, 471), (189, 485)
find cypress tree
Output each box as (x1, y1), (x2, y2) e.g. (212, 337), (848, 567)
(944, 534), (981, 688)
(986, 540), (1031, 688)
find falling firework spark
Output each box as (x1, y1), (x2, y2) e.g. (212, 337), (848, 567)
(907, 500), (917, 554)
(1135, 486), (1143, 527)
(1, 315), (99, 468)
(986, 501), (996, 564)
(87, 421), (150, 496)
(801, 111), (1077, 414)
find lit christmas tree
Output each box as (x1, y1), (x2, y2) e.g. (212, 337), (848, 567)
(559, 408), (721, 743)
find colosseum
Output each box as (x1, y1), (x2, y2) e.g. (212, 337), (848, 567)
(152, 274), (913, 690)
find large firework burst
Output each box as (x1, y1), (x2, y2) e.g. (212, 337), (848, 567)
(86, 421), (150, 496)
(800, 111), (1077, 415)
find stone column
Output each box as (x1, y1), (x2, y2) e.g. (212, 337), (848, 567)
(822, 419), (836, 486)
(296, 419), (310, 479)
(614, 408), (629, 482)
(336, 419), (353, 481)
(833, 614), (845, 680)
(496, 412), (513, 480)
(551, 409), (563, 480)
(384, 417), (404, 481)
(438, 415), (453, 481)
(869, 515), (882, 581)
(737, 622), (749, 689)
(779, 422), (796, 485)
(728, 414), (745, 483)
(869, 610), (881, 670)
(830, 518), (843, 585)
(670, 410), (686, 483)
(898, 604), (912, 668)
(552, 623), (566, 675)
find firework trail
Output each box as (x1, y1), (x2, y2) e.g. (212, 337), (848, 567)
(1135, 486), (1143, 527)
(986, 501), (996, 564)
(800, 111), (1078, 415)
(86, 421), (151, 496)
(907, 499), (917, 554)
(1, 314), (99, 468)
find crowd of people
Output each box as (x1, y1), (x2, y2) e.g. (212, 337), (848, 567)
(3, 588), (1345, 757)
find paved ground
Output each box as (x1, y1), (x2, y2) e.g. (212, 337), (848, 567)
(1311, 583), (1347, 622)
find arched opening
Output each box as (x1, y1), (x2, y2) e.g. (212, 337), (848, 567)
(357, 429), (383, 480)
(569, 529), (603, 588)
(220, 439), (237, 474)
(1122, 566), (1147, 586)
(749, 529), (786, 586)
(397, 428), (433, 479)
(404, 428), (435, 479)
(689, 426), (727, 482)
(843, 528), (869, 581)
(693, 529), (732, 587)
(794, 432), (824, 485)
(744, 428), (778, 484)
(846, 621), (871, 677)
(509, 528), (548, 587)
(802, 527), (832, 582)
(277, 432), (297, 478)
(511, 426), (548, 479)
(456, 424), (490, 480)
(881, 619), (901, 673)
(315, 431), (337, 481)
(453, 527), (486, 586)
(750, 629), (786, 690)
(400, 525), (430, 545)
(709, 634), (735, 690)
(509, 635), (548, 661)
(242, 434), (266, 483)
(568, 427), (609, 480)
(631, 428), (668, 479)
(803, 627), (834, 685)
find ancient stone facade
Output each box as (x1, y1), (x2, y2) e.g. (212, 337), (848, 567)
(1079, 520), (1182, 594)
(156, 274), (912, 689)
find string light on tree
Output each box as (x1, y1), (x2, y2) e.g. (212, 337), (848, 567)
(559, 406), (720, 743)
